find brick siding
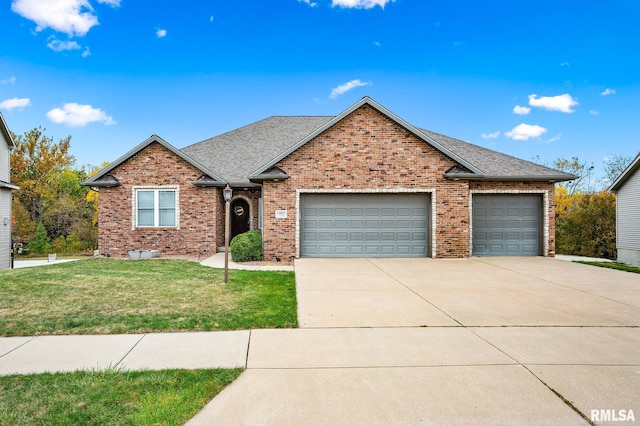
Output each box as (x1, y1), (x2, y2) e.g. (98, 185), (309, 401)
(261, 104), (556, 260)
(97, 142), (219, 257)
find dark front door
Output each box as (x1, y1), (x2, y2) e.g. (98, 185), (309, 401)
(230, 198), (250, 240)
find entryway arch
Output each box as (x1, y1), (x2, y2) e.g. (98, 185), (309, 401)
(230, 198), (250, 240)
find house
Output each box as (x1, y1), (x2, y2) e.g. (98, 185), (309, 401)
(0, 113), (19, 269)
(84, 97), (574, 260)
(609, 152), (640, 267)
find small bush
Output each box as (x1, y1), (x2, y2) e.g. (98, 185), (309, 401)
(230, 230), (263, 262)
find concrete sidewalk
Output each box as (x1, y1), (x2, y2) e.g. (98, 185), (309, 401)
(0, 331), (249, 376)
(200, 252), (294, 271)
(13, 258), (80, 269)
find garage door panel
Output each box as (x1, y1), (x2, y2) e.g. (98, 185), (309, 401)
(473, 194), (541, 256)
(301, 193), (430, 258)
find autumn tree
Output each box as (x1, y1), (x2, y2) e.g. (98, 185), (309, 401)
(10, 127), (98, 253)
(556, 190), (617, 259)
(10, 127), (74, 230)
(548, 155), (635, 259)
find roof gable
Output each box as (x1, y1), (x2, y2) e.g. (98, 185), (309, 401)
(250, 96), (483, 179)
(84, 134), (225, 187)
(0, 112), (16, 150)
(609, 152), (640, 192)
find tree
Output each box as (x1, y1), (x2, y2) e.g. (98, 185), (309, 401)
(30, 222), (51, 254)
(556, 190), (617, 259)
(10, 127), (74, 225)
(10, 127), (99, 254)
(553, 156), (596, 195)
(602, 154), (633, 188)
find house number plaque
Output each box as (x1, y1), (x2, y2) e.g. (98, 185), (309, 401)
(275, 210), (287, 219)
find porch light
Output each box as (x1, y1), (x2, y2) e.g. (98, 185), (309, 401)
(223, 184), (233, 283)
(223, 184), (233, 203)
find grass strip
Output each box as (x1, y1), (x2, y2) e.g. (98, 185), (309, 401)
(0, 368), (242, 425)
(576, 261), (640, 274)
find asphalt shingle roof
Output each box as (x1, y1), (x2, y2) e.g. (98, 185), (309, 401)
(181, 116), (333, 185)
(418, 128), (575, 181)
(180, 115), (574, 184)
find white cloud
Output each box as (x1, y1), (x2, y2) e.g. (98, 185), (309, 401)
(543, 134), (562, 144)
(81, 47), (91, 57)
(298, 0), (318, 6)
(156, 28), (167, 38)
(47, 38), (82, 52)
(560, 62), (570, 67)
(513, 105), (531, 115)
(96, 0), (120, 5)
(210, 16), (214, 22)
(0, 97), (31, 111)
(46, 103), (115, 127)
(373, 41), (381, 47)
(330, 79), (371, 99)
(331, 0), (395, 9)
(481, 131), (500, 140)
(590, 109), (599, 116)
(601, 88), (616, 96)
(505, 123), (548, 141)
(12, 0), (98, 37)
(528, 93), (577, 113)
(1, 76), (16, 84)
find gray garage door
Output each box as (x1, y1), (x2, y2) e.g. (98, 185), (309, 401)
(472, 194), (542, 256)
(300, 193), (430, 257)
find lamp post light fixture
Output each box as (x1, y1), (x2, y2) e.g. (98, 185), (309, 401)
(223, 184), (233, 283)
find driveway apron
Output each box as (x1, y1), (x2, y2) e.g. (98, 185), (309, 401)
(189, 257), (640, 425)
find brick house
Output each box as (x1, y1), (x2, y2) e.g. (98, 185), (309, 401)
(84, 97), (574, 260)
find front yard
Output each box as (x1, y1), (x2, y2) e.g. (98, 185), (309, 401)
(0, 258), (297, 336)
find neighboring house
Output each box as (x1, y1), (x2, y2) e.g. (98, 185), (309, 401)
(0, 113), (19, 269)
(609, 152), (640, 267)
(84, 97), (574, 260)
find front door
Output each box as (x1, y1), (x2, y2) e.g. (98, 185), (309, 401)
(230, 198), (250, 240)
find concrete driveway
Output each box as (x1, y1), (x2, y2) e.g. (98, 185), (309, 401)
(190, 257), (640, 425)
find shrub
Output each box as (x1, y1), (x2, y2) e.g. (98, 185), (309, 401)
(230, 230), (263, 262)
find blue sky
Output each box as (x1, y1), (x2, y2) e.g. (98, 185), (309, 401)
(1, 0), (639, 183)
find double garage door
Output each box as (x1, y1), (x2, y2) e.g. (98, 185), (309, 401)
(299, 193), (542, 258)
(300, 193), (430, 257)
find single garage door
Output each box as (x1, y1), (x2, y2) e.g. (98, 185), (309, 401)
(300, 193), (430, 257)
(472, 194), (542, 256)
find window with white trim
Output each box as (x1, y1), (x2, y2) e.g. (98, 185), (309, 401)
(135, 189), (177, 227)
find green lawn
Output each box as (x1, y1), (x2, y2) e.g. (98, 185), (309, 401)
(0, 258), (297, 336)
(0, 368), (243, 426)
(577, 261), (640, 274)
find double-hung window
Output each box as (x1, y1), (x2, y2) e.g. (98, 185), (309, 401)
(135, 188), (178, 228)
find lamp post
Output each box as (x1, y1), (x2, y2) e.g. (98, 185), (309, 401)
(223, 184), (233, 283)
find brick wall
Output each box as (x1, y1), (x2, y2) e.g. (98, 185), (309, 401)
(262, 104), (471, 260)
(261, 105), (557, 260)
(97, 142), (219, 257)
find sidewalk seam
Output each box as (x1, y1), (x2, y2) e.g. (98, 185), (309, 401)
(114, 334), (147, 369)
(244, 330), (252, 369)
(0, 336), (37, 358)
